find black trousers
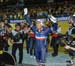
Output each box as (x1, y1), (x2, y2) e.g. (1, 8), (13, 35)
(51, 37), (59, 55)
(29, 38), (35, 56)
(3, 42), (9, 51)
(26, 38), (30, 54)
(12, 44), (23, 64)
(0, 43), (3, 50)
(0, 42), (8, 51)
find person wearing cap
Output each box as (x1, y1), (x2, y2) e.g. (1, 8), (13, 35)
(11, 23), (24, 66)
(24, 8), (53, 66)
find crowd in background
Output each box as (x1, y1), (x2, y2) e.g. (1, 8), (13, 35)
(0, 2), (75, 66)
(0, 2), (75, 20)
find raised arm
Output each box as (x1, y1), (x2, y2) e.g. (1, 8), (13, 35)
(44, 23), (58, 35)
(24, 8), (32, 25)
(25, 15), (32, 25)
(25, 15), (37, 33)
(43, 13), (58, 34)
(24, 8), (36, 33)
(44, 28), (52, 35)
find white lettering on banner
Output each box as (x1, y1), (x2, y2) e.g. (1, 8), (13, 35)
(57, 16), (70, 21)
(9, 16), (70, 23)
(48, 15), (70, 21)
(10, 20), (26, 23)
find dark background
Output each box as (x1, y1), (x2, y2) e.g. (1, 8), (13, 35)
(0, 0), (75, 7)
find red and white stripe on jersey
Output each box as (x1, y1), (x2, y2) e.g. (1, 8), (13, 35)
(35, 36), (47, 40)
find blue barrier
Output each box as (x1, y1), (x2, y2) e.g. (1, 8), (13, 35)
(7, 16), (70, 23)
(8, 19), (26, 23)
(56, 16), (70, 21)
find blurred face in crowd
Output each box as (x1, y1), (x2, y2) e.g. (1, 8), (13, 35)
(8, 28), (12, 33)
(20, 22), (25, 27)
(15, 25), (21, 31)
(5, 25), (11, 32)
(36, 21), (42, 30)
(0, 21), (5, 27)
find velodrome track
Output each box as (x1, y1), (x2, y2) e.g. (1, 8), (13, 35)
(7, 48), (75, 66)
